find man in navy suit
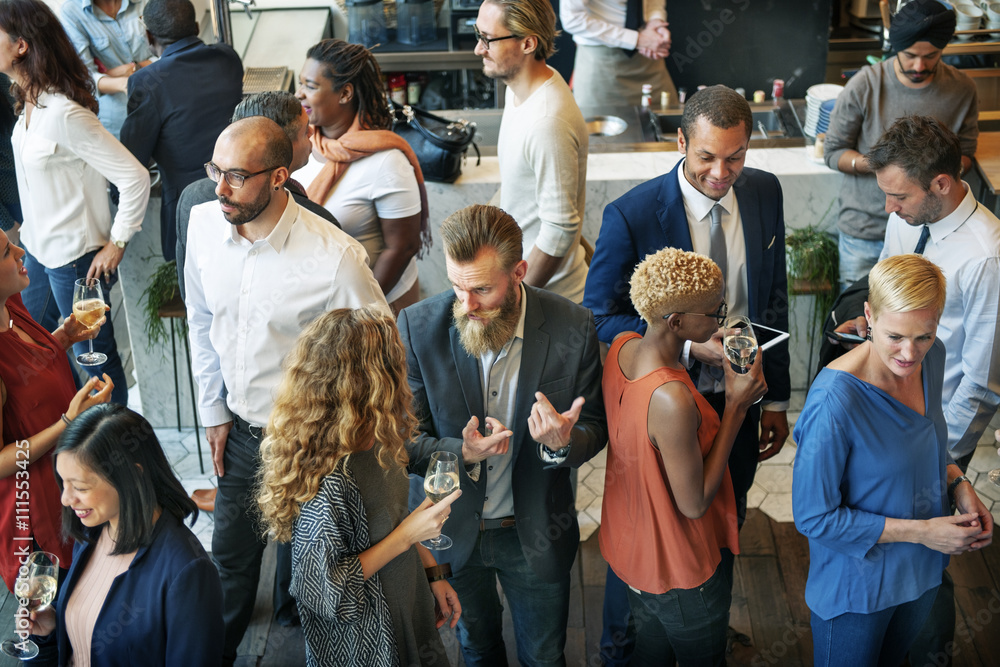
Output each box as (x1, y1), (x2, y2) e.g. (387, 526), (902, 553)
(120, 0), (242, 261)
(399, 204), (607, 666)
(583, 84), (790, 663)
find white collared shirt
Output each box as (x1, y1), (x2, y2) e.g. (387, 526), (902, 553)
(676, 160), (749, 317)
(880, 183), (1000, 459)
(560, 0), (667, 49)
(13, 91), (149, 268)
(185, 194), (388, 427)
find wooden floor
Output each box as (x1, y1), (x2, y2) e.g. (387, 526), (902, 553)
(4, 508), (998, 665)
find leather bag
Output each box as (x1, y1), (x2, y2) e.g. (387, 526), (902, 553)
(391, 101), (480, 183)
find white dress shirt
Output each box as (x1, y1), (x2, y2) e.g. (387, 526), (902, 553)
(185, 194), (388, 427)
(560, 0), (667, 49)
(13, 91), (149, 268)
(880, 183), (1000, 459)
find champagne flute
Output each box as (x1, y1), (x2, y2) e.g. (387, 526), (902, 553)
(72, 278), (107, 367)
(1, 551), (60, 660)
(421, 451), (459, 550)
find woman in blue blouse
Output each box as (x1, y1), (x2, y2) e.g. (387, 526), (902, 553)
(792, 254), (992, 667)
(28, 404), (223, 666)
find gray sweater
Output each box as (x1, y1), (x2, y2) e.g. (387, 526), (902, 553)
(823, 59), (978, 240)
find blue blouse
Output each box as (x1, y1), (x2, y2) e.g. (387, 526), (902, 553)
(792, 339), (950, 620)
(60, 0), (150, 138)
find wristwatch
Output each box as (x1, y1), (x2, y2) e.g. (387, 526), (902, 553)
(111, 237), (127, 250)
(947, 475), (971, 499)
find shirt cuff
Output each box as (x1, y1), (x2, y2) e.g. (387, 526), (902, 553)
(680, 340), (694, 368)
(534, 224), (578, 258)
(761, 401), (789, 412)
(200, 403), (233, 429)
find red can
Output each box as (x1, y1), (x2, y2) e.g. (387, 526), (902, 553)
(772, 78), (785, 101)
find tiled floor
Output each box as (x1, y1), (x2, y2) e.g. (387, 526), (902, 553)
(159, 390), (1000, 551)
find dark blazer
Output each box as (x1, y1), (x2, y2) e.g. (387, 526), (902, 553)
(583, 161), (790, 403)
(398, 286), (607, 582)
(35, 512), (224, 667)
(120, 36), (243, 261)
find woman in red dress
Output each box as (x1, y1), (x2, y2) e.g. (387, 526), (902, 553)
(0, 229), (113, 591)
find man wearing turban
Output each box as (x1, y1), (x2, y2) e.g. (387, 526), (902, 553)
(823, 0), (978, 292)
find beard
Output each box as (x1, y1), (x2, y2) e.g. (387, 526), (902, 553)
(452, 282), (520, 357)
(908, 191), (943, 227)
(219, 186), (271, 226)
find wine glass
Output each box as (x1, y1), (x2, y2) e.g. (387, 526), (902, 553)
(421, 451), (459, 551)
(1, 551), (60, 660)
(72, 278), (107, 367)
(722, 316), (758, 374)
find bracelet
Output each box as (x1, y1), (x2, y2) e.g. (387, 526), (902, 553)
(947, 475), (970, 499)
(851, 157), (857, 174)
(61, 414), (72, 427)
(425, 563), (452, 583)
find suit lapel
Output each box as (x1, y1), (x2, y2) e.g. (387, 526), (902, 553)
(734, 172), (763, 318)
(450, 325), (485, 424)
(657, 162), (695, 252)
(513, 287), (548, 458)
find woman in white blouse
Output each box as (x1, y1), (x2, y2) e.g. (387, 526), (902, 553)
(0, 0), (149, 406)
(297, 39), (430, 313)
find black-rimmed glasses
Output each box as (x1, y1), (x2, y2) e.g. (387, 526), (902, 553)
(473, 26), (519, 49)
(204, 162), (279, 189)
(664, 301), (728, 325)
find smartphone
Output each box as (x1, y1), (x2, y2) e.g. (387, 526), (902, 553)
(825, 330), (866, 344)
(751, 323), (790, 351)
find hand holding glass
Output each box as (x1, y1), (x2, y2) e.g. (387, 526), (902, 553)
(422, 451), (459, 550)
(72, 278), (107, 367)
(1, 551), (60, 660)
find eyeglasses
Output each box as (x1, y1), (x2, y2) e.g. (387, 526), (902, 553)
(473, 26), (519, 49)
(204, 162), (279, 189)
(664, 301), (729, 326)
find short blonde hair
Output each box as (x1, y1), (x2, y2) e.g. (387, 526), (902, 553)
(630, 247), (724, 323)
(487, 0), (558, 61)
(868, 254), (946, 320)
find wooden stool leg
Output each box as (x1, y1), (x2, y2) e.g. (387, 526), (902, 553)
(181, 323), (205, 475)
(170, 318), (181, 431)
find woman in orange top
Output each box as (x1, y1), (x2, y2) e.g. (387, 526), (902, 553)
(599, 247), (766, 666)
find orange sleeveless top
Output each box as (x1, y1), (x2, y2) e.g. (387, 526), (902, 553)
(598, 332), (739, 593)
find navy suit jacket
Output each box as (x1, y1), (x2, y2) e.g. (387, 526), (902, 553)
(583, 161), (791, 403)
(120, 36), (243, 260)
(398, 286), (607, 581)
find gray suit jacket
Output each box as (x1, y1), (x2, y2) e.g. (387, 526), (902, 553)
(398, 285), (607, 581)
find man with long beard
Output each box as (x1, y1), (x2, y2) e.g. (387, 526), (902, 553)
(398, 204), (607, 665)
(185, 116), (387, 666)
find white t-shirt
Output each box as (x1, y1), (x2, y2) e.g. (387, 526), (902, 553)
(295, 148), (421, 302)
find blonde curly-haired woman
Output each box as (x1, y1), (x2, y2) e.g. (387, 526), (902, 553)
(257, 307), (460, 667)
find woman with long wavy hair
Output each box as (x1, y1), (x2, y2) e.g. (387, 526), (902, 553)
(257, 307), (460, 667)
(0, 0), (148, 406)
(296, 39), (430, 313)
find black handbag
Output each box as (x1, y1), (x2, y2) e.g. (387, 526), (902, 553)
(391, 101), (480, 183)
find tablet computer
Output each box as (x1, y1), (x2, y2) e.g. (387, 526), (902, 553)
(752, 323), (790, 351)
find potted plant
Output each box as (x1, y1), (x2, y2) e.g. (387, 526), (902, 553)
(785, 225), (838, 342)
(139, 259), (181, 351)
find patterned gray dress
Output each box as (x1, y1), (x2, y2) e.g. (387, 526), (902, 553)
(290, 447), (451, 667)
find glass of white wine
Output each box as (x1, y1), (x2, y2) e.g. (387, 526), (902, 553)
(1, 551), (60, 660)
(72, 278), (107, 367)
(722, 316), (758, 375)
(421, 451), (459, 551)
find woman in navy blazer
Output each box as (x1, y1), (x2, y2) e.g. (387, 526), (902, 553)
(29, 404), (223, 666)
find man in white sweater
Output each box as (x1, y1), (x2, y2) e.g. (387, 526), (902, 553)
(475, 0), (589, 303)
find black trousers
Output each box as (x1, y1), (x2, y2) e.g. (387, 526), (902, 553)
(703, 392), (762, 528)
(213, 416), (267, 666)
